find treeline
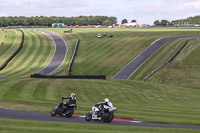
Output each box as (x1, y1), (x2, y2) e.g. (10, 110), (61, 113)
(172, 15), (200, 24)
(154, 15), (200, 26)
(0, 16), (117, 27)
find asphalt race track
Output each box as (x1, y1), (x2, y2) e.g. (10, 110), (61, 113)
(0, 108), (200, 129)
(37, 30), (67, 75)
(113, 35), (199, 80)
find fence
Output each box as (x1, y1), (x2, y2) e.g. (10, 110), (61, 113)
(30, 74), (106, 80)
(68, 39), (80, 75)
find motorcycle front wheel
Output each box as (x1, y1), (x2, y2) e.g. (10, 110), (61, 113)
(85, 113), (92, 121)
(51, 107), (58, 116)
(103, 112), (114, 123)
(64, 109), (74, 118)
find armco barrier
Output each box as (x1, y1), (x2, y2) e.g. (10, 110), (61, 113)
(0, 30), (24, 70)
(68, 39), (80, 75)
(142, 38), (199, 82)
(30, 74), (106, 80)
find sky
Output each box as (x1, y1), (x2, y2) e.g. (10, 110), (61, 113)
(0, 0), (200, 25)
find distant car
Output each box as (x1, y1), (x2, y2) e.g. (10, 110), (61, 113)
(97, 34), (101, 38)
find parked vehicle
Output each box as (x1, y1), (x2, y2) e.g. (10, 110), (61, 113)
(85, 102), (117, 122)
(51, 98), (77, 118)
(97, 34), (101, 38)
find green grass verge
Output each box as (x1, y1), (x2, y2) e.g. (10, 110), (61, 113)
(0, 30), (21, 66)
(0, 30), (55, 77)
(0, 30), (17, 59)
(1, 119), (200, 133)
(38, 28), (200, 77)
(0, 78), (200, 126)
(147, 39), (200, 88)
(50, 28), (200, 79)
(130, 38), (191, 81)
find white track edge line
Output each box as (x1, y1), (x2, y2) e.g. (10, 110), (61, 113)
(130, 121), (142, 123)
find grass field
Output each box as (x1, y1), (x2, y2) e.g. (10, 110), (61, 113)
(52, 28), (200, 79)
(0, 30), (55, 77)
(0, 78), (200, 126)
(147, 39), (200, 89)
(1, 119), (200, 133)
(0, 30), (17, 61)
(130, 38), (191, 81)
(1, 28), (200, 132)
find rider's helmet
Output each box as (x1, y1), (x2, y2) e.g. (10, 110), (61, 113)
(104, 98), (110, 104)
(71, 93), (75, 98)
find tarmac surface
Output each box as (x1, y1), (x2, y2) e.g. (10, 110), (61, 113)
(0, 108), (200, 129)
(113, 35), (199, 79)
(37, 30), (67, 75)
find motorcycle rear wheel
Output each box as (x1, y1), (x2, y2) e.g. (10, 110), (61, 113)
(103, 112), (114, 123)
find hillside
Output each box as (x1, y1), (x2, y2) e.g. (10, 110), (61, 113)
(0, 78), (200, 126)
(0, 30), (55, 77)
(147, 39), (200, 89)
(61, 28), (200, 79)
(1, 28), (200, 132)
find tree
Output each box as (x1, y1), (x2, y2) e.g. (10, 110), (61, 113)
(161, 20), (169, 26)
(0, 16), (118, 26)
(131, 20), (136, 23)
(121, 19), (128, 24)
(154, 20), (160, 26)
(103, 20), (112, 26)
(107, 17), (117, 24)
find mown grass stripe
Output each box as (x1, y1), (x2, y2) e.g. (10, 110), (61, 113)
(3, 80), (30, 99)
(14, 31), (54, 76)
(0, 30), (17, 60)
(33, 81), (49, 100)
(20, 32), (52, 75)
(5, 31), (39, 76)
(0, 30), (15, 57)
(0, 30), (34, 76)
(0, 30), (54, 77)
(0, 31), (22, 65)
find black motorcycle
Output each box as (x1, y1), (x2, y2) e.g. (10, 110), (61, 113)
(51, 98), (77, 118)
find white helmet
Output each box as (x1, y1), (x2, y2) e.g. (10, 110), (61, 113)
(71, 93), (75, 97)
(104, 98), (110, 103)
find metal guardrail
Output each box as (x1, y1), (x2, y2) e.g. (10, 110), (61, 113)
(68, 39), (80, 75)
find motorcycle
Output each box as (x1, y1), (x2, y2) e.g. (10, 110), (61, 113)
(85, 103), (117, 123)
(51, 98), (77, 118)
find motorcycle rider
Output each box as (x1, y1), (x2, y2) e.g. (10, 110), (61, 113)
(94, 98), (113, 116)
(58, 93), (76, 108)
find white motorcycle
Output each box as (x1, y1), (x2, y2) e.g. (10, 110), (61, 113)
(85, 103), (117, 123)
